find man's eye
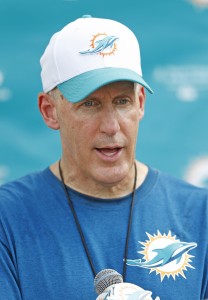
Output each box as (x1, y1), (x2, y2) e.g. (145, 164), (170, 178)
(116, 98), (129, 105)
(82, 100), (98, 107)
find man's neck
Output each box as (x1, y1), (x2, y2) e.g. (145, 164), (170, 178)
(50, 160), (148, 199)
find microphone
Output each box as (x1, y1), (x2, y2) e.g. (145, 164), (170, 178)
(94, 269), (123, 295)
(94, 269), (159, 300)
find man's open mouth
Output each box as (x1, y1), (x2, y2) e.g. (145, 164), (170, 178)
(95, 147), (122, 157)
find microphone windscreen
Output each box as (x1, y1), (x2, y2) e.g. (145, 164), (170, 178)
(94, 269), (123, 295)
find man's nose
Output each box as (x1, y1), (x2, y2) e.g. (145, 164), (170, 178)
(99, 109), (120, 136)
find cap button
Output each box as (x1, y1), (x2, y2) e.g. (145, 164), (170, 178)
(82, 15), (92, 18)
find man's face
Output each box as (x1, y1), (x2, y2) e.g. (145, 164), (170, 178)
(55, 81), (145, 186)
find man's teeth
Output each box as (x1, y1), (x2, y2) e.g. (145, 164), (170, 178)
(99, 148), (119, 157)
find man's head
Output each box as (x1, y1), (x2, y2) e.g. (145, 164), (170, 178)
(40, 15), (152, 103)
(38, 16), (152, 193)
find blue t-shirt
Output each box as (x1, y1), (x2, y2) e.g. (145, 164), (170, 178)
(0, 166), (207, 299)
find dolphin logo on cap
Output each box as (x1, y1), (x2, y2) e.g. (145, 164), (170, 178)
(79, 35), (118, 56)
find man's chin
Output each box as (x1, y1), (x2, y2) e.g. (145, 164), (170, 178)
(91, 164), (131, 186)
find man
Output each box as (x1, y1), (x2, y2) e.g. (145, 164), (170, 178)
(0, 15), (207, 300)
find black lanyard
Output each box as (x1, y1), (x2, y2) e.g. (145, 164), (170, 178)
(58, 160), (137, 281)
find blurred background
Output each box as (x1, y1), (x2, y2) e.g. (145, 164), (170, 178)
(0, 0), (208, 187)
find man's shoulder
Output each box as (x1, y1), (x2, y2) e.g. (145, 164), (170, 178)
(157, 168), (207, 189)
(154, 167), (208, 202)
(0, 168), (51, 209)
(1, 168), (44, 190)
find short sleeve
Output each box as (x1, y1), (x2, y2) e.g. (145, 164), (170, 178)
(0, 239), (22, 299)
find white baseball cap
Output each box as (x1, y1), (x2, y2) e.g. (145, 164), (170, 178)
(40, 15), (153, 103)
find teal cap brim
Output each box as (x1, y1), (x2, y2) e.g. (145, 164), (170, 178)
(58, 67), (153, 103)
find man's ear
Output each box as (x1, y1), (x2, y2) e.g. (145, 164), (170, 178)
(138, 87), (146, 120)
(38, 92), (60, 130)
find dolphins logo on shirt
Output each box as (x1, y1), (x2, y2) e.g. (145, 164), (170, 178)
(79, 33), (119, 57)
(126, 231), (197, 281)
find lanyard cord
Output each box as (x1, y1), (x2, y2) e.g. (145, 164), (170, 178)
(58, 160), (137, 281)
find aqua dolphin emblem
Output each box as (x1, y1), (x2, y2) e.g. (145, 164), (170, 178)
(79, 35), (118, 55)
(126, 242), (197, 269)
